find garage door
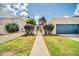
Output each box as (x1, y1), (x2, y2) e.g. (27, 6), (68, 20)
(56, 24), (78, 34)
(78, 24), (79, 34)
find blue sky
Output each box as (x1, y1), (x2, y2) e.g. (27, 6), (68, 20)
(27, 3), (77, 20)
(0, 3), (78, 21)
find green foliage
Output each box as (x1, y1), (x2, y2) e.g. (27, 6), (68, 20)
(24, 24), (35, 35)
(39, 16), (47, 25)
(5, 23), (19, 33)
(26, 18), (36, 26)
(43, 24), (54, 35)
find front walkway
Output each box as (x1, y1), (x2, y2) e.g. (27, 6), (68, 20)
(0, 32), (25, 44)
(30, 31), (50, 56)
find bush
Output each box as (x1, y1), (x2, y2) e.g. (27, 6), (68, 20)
(5, 23), (19, 33)
(43, 24), (54, 35)
(24, 24), (35, 35)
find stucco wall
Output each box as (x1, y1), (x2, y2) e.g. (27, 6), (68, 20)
(0, 17), (26, 34)
(0, 18), (13, 34)
(14, 18), (26, 32)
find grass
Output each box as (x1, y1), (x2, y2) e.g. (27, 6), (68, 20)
(0, 36), (35, 56)
(43, 35), (79, 56)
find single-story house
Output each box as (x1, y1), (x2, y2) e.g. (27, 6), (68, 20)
(48, 17), (79, 34)
(0, 16), (27, 34)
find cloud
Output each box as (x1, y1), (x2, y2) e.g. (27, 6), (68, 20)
(9, 3), (29, 16)
(34, 15), (40, 19)
(34, 13), (40, 19)
(34, 15), (40, 24)
(0, 4), (6, 11)
(20, 11), (28, 16)
(74, 4), (79, 16)
(0, 3), (29, 16)
(0, 4), (14, 17)
(64, 16), (69, 17)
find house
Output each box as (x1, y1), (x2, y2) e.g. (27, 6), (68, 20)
(48, 17), (79, 34)
(0, 16), (27, 34)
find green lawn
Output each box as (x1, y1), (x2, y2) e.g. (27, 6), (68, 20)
(0, 36), (35, 56)
(43, 35), (79, 56)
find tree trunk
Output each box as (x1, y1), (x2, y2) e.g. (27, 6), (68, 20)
(27, 30), (29, 35)
(44, 30), (47, 35)
(48, 31), (51, 35)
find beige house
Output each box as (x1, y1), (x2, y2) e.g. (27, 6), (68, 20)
(0, 16), (27, 34)
(48, 17), (79, 34)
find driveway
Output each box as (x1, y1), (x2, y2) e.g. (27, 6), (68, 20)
(0, 32), (25, 44)
(59, 34), (79, 41)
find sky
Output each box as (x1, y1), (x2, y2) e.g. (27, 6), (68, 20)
(0, 3), (29, 17)
(0, 3), (79, 21)
(28, 3), (77, 20)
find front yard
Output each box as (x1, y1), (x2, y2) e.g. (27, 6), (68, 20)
(43, 35), (79, 56)
(0, 36), (35, 56)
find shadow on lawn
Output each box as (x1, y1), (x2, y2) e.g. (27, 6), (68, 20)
(43, 34), (60, 36)
(21, 34), (35, 37)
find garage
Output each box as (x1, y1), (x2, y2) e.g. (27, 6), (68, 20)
(56, 24), (79, 34)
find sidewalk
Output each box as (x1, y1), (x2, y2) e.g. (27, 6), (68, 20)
(30, 31), (50, 56)
(68, 38), (79, 41)
(0, 32), (25, 44)
(59, 34), (79, 41)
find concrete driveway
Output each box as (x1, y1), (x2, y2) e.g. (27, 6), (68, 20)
(58, 34), (79, 41)
(0, 32), (25, 44)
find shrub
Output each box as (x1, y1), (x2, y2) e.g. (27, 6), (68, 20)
(5, 23), (19, 33)
(24, 24), (35, 35)
(43, 24), (54, 35)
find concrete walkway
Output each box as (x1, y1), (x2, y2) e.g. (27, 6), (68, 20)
(0, 32), (25, 44)
(30, 31), (50, 56)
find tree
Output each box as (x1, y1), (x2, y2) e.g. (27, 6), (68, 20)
(43, 24), (54, 35)
(26, 18), (36, 26)
(5, 23), (19, 33)
(24, 24), (35, 35)
(38, 16), (47, 25)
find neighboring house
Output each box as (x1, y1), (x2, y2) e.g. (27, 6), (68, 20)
(48, 17), (79, 34)
(0, 16), (27, 34)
